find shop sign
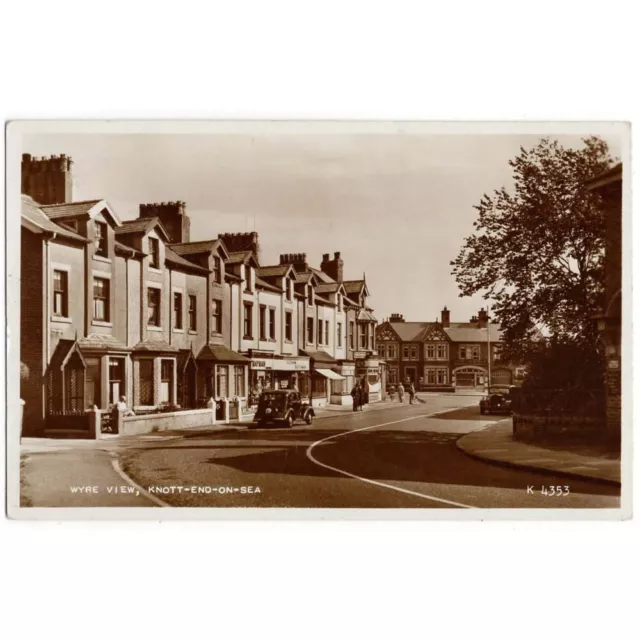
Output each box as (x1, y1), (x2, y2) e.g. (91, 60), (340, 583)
(279, 359), (310, 371)
(250, 360), (270, 370)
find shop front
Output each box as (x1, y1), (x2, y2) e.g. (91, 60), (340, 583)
(248, 352), (310, 406)
(301, 350), (342, 408)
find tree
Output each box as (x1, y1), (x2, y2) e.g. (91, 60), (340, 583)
(451, 136), (615, 388)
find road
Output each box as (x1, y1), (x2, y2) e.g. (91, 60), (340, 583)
(116, 395), (620, 509)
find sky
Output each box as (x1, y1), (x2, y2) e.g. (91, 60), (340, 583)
(23, 131), (622, 323)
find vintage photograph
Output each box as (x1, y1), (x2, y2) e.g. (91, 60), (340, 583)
(5, 121), (630, 517)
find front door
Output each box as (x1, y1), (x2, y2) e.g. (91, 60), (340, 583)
(404, 366), (417, 384)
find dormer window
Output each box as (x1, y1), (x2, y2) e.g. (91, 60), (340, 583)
(337, 294), (342, 312)
(286, 279), (292, 302)
(149, 237), (160, 269)
(213, 257), (222, 284)
(245, 266), (252, 293)
(95, 221), (108, 257)
(307, 286), (313, 306)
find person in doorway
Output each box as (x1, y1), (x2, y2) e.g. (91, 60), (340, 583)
(397, 382), (405, 403)
(408, 381), (416, 404)
(360, 380), (369, 411)
(351, 383), (361, 412)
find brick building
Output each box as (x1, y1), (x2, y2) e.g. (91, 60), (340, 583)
(376, 306), (520, 391)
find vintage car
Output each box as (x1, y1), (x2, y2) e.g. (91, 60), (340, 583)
(252, 390), (315, 428)
(479, 386), (513, 415)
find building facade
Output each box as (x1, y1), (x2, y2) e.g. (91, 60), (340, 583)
(376, 307), (520, 391)
(20, 153), (383, 434)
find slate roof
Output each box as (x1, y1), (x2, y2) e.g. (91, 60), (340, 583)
(257, 265), (292, 278)
(444, 323), (502, 342)
(314, 294), (335, 306)
(357, 308), (377, 322)
(315, 282), (341, 294)
(165, 246), (210, 275)
(115, 240), (145, 258)
(49, 339), (78, 371)
(116, 217), (170, 241)
(196, 344), (249, 363)
(227, 250), (256, 265)
(294, 272), (313, 284)
(170, 239), (222, 255)
(255, 276), (282, 293)
(77, 334), (130, 352)
(343, 280), (365, 294)
(21, 196), (89, 243)
(225, 272), (243, 283)
(309, 267), (335, 284)
(343, 296), (361, 308)
(40, 199), (102, 219)
(384, 322), (433, 342)
(132, 338), (179, 353)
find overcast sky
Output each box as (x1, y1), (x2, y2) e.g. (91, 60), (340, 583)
(23, 131), (621, 323)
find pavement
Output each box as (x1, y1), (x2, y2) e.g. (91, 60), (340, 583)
(456, 419), (621, 485)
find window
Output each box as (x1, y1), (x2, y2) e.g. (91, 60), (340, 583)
(307, 286), (313, 305)
(244, 266), (252, 292)
(337, 323), (342, 348)
(213, 257), (222, 283)
(378, 344), (386, 358)
(403, 346), (410, 359)
(161, 359), (174, 403)
(269, 308), (276, 340)
(139, 359), (154, 405)
(460, 346), (467, 359)
(349, 321), (355, 349)
(149, 237), (160, 269)
(93, 277), (110, 321)
(426, 345), (435, 359)
(243, 302), (253, 338)
(472, 346), (480, 360)
(307, 317), (314, 343)
(359, 325), (367, 349)
(173, 292), (183, 330)
(493, 345), (502, 362)
(53, 270), (68, 317)
(212, 299), (222, 333)
(427, 369), (436, 384)
(259, 305), (267, 340)
(437, 344), (447, 360)
(437, 369), (448, 385)
(318, 320), (323, 345)
(147, 287), (161, 326)
(388, 344), (397, 359)
(85, 357), (101, 409)
(285, 311), (293, 342)
(234, 366), (245, 397)
(325, 320), (329, 346)
(369, 324), (374, 351)
(286, 279), (292, 302)
(188, 295), (197, 331)
(216, 365), (229, 397)
(337, 295), (342, 312)
(410, 346), (418, 360)
(94, 221), (108, 257)
(389, 368), (398, 384)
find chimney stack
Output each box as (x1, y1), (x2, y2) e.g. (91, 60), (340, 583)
(478, 308), (488, 326)
(441, 306), (450, 328)
(320, 250), (344, 282)
(390, 313), (405, 323)
(21, 153), (74, 204)
(279, 252), (308, 273)
(219, 231), (260, 262)
(140, 201), (190, 244)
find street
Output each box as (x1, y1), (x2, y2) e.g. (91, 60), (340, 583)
(112, 395), (619, 509)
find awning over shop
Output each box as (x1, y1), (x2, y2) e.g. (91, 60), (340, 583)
(315, 368), (346, 381)
(301, 349), (337, 365)
(197, 344), (249, 363)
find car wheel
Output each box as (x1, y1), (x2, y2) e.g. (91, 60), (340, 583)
(305, 412), (314, 425)
(286, 413), (294, 428)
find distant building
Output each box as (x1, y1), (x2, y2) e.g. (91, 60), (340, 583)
(376, 307), (519, 391)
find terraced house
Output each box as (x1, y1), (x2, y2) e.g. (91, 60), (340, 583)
(376, 306), (521, 391)
(20, 153), (384, 436)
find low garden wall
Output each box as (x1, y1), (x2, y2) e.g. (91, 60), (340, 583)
(121, 408), (215, 436)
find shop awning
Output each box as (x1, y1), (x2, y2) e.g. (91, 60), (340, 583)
(301, 349), (337, 365)
(315, 368), (345, 381)
(197, 344), (249, 363)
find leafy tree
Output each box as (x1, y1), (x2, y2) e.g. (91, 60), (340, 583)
(451, 136), (615, 388)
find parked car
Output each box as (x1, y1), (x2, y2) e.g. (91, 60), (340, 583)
(479, 386), (513, 415)
(252, 390), (315, 428)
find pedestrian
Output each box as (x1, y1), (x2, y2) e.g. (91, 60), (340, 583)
(397, 382), (405, 403)
(351, 383), (361, 412)
(360, 382), (369, 411)
(408, 381), (416, 405)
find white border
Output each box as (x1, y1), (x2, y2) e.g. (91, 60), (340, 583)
(6, 120), (632, 521)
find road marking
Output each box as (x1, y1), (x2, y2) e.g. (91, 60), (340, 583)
(110, 453), (171, 508)
(306, 409), (477, 509)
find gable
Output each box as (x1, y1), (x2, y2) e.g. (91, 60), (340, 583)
(376, 323), (401, 342)
(422, 325), (450, 342)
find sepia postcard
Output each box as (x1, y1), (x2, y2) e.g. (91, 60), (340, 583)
(4, 120), (632, 520)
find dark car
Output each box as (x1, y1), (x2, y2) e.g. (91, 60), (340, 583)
(252, 390), (315, 428)
(479, 386), (513, 415)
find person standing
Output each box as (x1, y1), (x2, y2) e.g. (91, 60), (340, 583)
(351, 383), (361, 412)
(408, 381), (416, 405)
(360, 380), (368, 411)
(397, 382), (405, 403)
